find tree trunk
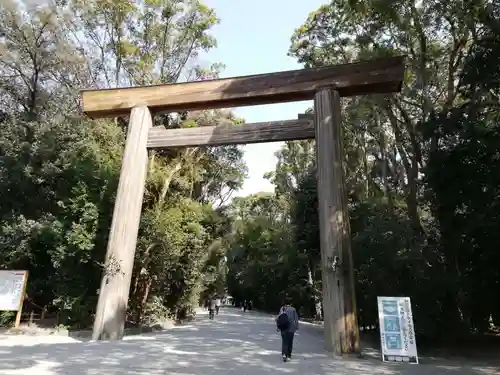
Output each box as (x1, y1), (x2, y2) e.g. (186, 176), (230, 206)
(158, 161), (183, 207)
(134, 276), (153, 324)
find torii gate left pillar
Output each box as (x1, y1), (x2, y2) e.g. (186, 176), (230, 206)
(92, 106), (151, 340)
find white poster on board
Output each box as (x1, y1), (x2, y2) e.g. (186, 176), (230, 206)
(377, 296), (418, 364)
(0, 271), (27, 311)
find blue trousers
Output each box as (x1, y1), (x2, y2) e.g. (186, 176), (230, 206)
(281, 331), (295, 357)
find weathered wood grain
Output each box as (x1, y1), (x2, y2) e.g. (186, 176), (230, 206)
(92, 106), (151, 341)
(82, 56), (405, 118)
(147, 120), (315, 148)
(314, 89), (359, 355)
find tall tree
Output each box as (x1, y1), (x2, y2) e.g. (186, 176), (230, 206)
(289, 0), (491, 237)
(0, 0), (247, 327)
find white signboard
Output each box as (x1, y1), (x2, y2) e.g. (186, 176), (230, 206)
(0, 271), (27, 311)
(377, 296), (418, 364)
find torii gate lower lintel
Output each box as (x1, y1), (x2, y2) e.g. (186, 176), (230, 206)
(81, 56), (405, 355)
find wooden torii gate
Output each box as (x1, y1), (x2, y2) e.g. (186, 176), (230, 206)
(81, 56), (404, 355)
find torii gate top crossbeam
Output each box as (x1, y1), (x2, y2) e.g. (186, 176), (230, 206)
(81, 56), (405, 119)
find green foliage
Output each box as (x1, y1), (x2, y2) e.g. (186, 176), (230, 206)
(0, 0), (244, 328)
(421, 30), (500, 334)
(0, 115), (122, 324)
(0, 311), (15, 326)
(225, 1), (500, 343)
(2, 0), (499, 343)
(226, 193), (298, 312)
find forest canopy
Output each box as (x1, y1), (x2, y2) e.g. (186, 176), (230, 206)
(1, 0), (499, 342)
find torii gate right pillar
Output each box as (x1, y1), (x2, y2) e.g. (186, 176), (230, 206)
(314, 88), (359, 355)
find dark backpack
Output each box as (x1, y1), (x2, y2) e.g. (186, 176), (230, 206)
(276, 310), (290, 331)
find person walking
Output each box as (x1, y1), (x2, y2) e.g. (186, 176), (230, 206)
(208, 296), (216, 320)
(215, 296), (221, 315)
(276, 297), (299, 362)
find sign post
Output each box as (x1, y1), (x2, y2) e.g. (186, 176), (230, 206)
(377, 296), (418, 364)
(0, 271), (29, 328)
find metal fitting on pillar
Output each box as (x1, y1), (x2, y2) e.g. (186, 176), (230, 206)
(327, 255), (341, 271)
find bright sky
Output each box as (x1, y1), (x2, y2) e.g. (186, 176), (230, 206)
(202, 0), (325, 197)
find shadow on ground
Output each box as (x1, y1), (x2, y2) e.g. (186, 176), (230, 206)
(0, 308), (498, 375)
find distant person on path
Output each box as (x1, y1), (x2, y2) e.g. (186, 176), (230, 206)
(276, 297), (299, 362)
(209, 296), (216, 320)
(243, 300), (247, 312)
(215, 296), (221, 315)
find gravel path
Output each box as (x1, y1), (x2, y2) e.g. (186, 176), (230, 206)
(0, 308), (498, 374)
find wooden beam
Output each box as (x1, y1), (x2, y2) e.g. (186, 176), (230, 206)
(82, 56), (405, 118)
(298, 113), (314, 121)
(314, 88), (359, 355)
(147, 119), (315, 149)
(14, 271), (29, 329)
(92, 105), (151, 341)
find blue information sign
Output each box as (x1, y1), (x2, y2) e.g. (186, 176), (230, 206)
(377, 297), (419, 364)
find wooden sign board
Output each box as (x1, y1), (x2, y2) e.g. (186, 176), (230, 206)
(0, 270), (29, 327)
